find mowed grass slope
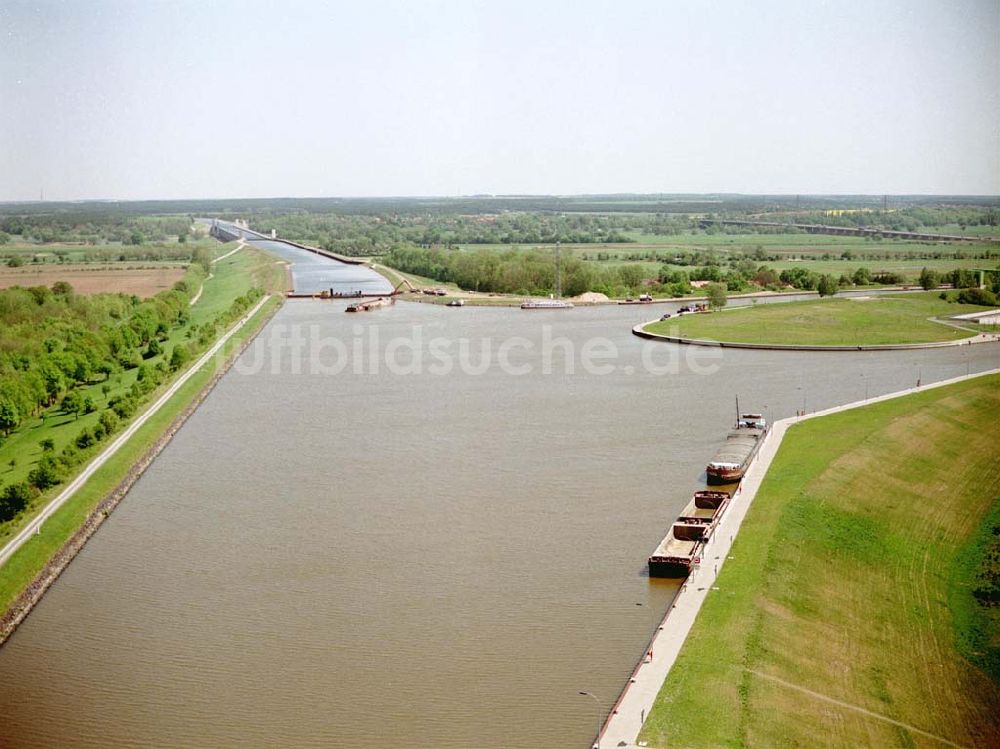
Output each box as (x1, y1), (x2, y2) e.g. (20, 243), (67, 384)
(644, 293), (993, 345)
(639, 375), (1000, 748)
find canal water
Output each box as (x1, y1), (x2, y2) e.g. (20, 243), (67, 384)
(0, 288), (997, 747)
(249, 239), (395, 295)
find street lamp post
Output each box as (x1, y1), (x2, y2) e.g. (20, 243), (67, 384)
(578, 691), (604, 749)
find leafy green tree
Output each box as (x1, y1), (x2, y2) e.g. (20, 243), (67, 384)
(61, 390), (83, 418)
(39, 438), (55, 452)
(169, 345), (191, 371)
(957, 287), (997, 305)
(919, 267), (940, 290)
(951, 269), (979, 289)
(41, 363), (65, 405)
(706, 283), (728, 309)
(817, 274), (839, 297)
(0, 399), (19, 435)
(852, 267), (872, 286)
(28, 455), (63, 490)
(98, 410), (119, 435)
(192, 247), (212, 274)
(75, 428), (95, 449)
(110, 396), (137, 420)
(0, 482), (33, 521)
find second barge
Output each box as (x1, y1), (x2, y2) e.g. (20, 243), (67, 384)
(648, 491), (731, 577)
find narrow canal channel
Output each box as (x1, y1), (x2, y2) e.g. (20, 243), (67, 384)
(0, 267), (997, 747)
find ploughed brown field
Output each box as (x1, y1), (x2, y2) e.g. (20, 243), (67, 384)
(0, 264), (186, 297)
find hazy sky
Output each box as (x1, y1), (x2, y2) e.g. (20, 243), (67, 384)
(1, 0), (998, 200)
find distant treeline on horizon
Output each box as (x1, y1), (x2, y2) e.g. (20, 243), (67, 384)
(1, 194), (999, 219)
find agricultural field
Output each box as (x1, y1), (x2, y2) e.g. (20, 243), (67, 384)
(0, 264), (186, 297)
(643, 293), (995, 346)
(639, 375), (1000, 748)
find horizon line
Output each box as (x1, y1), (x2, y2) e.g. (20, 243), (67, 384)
(2, 191), (1000, 207)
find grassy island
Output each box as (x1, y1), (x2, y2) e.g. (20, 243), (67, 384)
(639, 374), (1000, 748)
(643, 292), (994, 346)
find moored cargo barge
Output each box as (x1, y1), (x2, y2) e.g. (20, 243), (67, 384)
(345, 296), (394, 312)
(672, 493), (731, 541)
(648, 491), (731, 577)
(648, 537), (702, 577)
(706, 413), (768, 485)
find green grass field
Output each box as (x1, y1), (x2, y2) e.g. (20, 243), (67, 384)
(639, 374), (1000, 748)
(455, 232), (998, 285)
(0, 244), (286, 612)
(643, 293), (993, 346)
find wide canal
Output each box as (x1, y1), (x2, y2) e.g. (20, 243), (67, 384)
(0, 283), (997, 747)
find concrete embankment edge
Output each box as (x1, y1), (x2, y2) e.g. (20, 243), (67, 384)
(0, 296), (283, 646)
(261, 236), (367, 266)
(632, 322), (996, 351)
(597, 366), (1000, 749)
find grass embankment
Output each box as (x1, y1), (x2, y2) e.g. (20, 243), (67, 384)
(0, 245), (285, 613)
(639, 375), (1000, 748)
(644, 292), (993, 346)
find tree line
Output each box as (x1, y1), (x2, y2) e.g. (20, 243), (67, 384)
(0, 214), (194, 247)
(0, 268), (263, 523)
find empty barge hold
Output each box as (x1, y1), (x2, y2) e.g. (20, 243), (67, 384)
(706, 413), (768, 485)
(694, 490), (731, 510)
(648, 490), (731, 577)
(648, 537), (702, 578)
(672, 493), (731, 541)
